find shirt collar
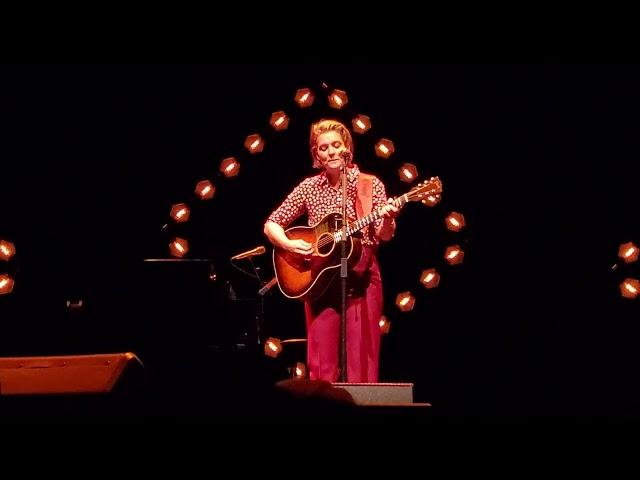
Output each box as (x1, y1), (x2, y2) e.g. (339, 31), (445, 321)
(319, 164), (360, 186)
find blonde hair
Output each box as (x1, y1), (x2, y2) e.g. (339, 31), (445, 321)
(309, 119), (354, 169)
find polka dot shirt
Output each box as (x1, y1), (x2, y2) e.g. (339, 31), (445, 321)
(267, 164), (388, 246)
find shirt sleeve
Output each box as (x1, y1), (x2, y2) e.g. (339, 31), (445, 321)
(267, 180), (307, 227)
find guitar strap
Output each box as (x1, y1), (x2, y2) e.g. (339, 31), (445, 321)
(356, 173), (374, 219)
(353, 173), (376, 274)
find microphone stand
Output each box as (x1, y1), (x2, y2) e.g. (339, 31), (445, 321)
(249, 257), (265, 348)
(338, 161), (348, 382)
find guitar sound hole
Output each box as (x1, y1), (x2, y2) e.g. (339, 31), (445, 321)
(316, 232), (335, 256)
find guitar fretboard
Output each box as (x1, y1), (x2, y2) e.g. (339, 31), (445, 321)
(334, 195), (408, 242)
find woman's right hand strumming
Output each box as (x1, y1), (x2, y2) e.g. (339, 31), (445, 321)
(286, 239), (313, 255)
(264, 220), (313, 255)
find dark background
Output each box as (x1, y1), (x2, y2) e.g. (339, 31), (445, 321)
(0, 62), (638, 418)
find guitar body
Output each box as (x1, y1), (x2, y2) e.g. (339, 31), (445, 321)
(273, 213), (363, 301)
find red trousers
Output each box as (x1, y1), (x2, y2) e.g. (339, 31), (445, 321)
(304, 247), (383, 383)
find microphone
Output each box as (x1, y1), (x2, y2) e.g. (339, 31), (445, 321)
(230, 245), (266, 261)
(340, 150), (352, 163)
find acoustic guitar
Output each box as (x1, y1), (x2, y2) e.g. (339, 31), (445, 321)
(273, 177), (443, 301)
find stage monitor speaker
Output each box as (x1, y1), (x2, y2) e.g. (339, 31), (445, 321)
(331, 382), (416, 405)
(0, 352), (143, 395)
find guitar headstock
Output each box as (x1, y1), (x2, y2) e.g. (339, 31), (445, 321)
(407, 176), (443, 202)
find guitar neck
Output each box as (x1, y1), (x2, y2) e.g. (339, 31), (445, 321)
(340, 195), (408, 240)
